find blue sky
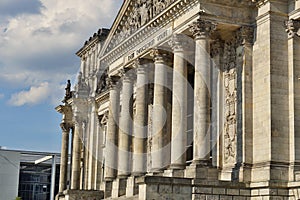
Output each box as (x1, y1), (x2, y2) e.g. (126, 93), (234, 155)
(0, 0), (123, 152)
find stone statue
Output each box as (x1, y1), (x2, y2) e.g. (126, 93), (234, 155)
(63, 80), (72, 103)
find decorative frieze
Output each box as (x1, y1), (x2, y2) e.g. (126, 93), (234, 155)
(107, 0), (177, 52)
(102, 0), (196, 67)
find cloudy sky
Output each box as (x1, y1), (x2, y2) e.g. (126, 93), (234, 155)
(0, 0), (123, 152)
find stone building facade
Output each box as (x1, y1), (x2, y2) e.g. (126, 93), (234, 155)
(56, 0), (300, 199)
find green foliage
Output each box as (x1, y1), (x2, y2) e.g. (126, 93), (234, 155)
(15, 197), (22, 200)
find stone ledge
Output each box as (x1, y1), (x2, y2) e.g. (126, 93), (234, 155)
(60, 189), (104, 200)
(136, 175), (193, 185)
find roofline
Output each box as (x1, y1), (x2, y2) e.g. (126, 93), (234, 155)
(0, 148), (60, 156)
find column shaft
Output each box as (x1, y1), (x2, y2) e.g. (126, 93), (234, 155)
(170, 40), (188, 169)
(151, 50), (169, 171)
(58, 123), (70, 193)
(71, 121), (82, 189)
(132, 60), (149, 175)
(118, 71), (134, 177)
(189, 20), (216, 163)
(194, 37), (210, 162)
(105, 77), (120, 181)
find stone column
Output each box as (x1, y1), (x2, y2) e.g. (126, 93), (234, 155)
(151, 49), (170, 172)
(118, 68), (135, 177)
(58, 122), (71, 193)
(71, 116), (83, 190)
(105, 76), (120, 181)
(132, 59), (149, 175)
(286, 19), (300, 181)
(169, 34), (188, 169)
(189, 19), (216, 164)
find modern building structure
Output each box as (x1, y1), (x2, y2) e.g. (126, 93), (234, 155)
(0, 148), (61, 200)
(56, 0), (300, 199)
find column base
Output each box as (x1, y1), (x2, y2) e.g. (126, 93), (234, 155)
(163, 168), (185, 178)
(56, 189), (104, 200)
(170, 163), (186, 170)
(185, 162), (218, 180)
(131, 172), (146, 177)
(104, 181), (113, 198)
(112, 178), (127, 198)
(126, 176), (139, 197)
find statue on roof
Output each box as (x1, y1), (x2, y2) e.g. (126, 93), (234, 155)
(62, 80), (72, 103)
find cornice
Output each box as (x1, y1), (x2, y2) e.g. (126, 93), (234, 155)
(95, 90), (110, 105)
(76, 28), (109, 58)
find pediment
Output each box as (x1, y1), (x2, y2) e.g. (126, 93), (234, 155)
(102, 0), (177, 55)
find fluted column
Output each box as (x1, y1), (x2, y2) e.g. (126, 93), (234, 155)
(189, 19), (216, 164)
(151, 49), (170, 172)
(118, 69), (135, 177)
(104, 76), (120, 181)
(169, 34), (188, 169)
(71, 116), (83, 190)
(132, 59), (149, 175)
(58, 123), (71, 193)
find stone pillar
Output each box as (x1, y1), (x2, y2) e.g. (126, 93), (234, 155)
(105, 76), (120, 181)
(132, 59), (149, 175)
(252, 1), (290, 182)
(58, 122), (71, 193)
(169, 34), (188, 169)
(189, 19), (216, 164)
(150, 49), (170, 172)
(118, 68), (135, 177)
(71, 116), (83, 190)
(88, 101), (98, 189)
(286, 19), (300, 181)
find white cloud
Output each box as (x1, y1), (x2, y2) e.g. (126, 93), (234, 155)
(0, 93), (4, 99)
(0, 0), (123, 89)
(9, 82), (50, 106)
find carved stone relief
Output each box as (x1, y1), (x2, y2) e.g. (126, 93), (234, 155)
(223, 39), (238, 164)
(108, 0), (175, 51)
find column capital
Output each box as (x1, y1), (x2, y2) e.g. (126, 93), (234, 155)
(60, 122), (72, 133)
(134, 58), (150, 74)
(119, 68), (136, 82)
(189, 19), (217, 40)
(169, 34), (191, 52)
(237, 26), (254, 45)
(150, 48), (171, 64)
(107, 75), (121, 89)
(285, 19), (300, 38)
(210, 39), (224, 58)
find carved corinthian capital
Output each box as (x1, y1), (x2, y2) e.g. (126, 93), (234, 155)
(106, 75), (120, 89)
(150, 49), (171, 64)
(169, 34), (191, 52)
(189, 19), (217, 40)
(60, 122), (72, 133)
(237, 26), (254, 45)
(285, 19), (300, 38)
